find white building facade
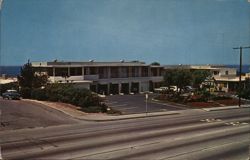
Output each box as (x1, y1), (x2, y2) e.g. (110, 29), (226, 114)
(32, 61), (163, 95)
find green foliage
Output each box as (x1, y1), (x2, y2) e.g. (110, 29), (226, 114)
(18, 61), (34, 89)
(192, 70), (211, 88)
(173, 69), (192, 92)
(164, 69), (192, 92)
(31, 88), (47, 100)
(240, 78), (250, 100)
(18, 61), (48, 98)
(31, 83), (107, 113)
(163, 70), (175, 87)
(20, 87), (32, 98)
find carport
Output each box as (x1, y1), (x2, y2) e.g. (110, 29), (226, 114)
(110, 83), (119, 95)
(121, 83), (129, 94)
(98, 84), (108, 95)
(131, 82), (139, 93)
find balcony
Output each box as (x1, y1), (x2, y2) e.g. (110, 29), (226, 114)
(49, 76), (84, 82)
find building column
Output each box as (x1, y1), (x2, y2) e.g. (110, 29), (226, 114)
(108, 67), (111, 79)
(68, 67), (70, 76)
(82, 67), (85, 79)
(148, 67), (151, 77)
(53, 67), (55, 76)
(139, 82), (141, 93)
(129, 82), (131, 94)
(118, 83), (122, 94)
(107, 83), (110, 95)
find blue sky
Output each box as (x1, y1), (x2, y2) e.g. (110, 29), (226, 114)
(1, 0), (250, 65)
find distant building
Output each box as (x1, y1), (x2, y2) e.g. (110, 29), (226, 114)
(164, 64), (244, 92)
(31, 61), (163, 95)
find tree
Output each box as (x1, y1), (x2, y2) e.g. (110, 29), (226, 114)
(173, 69), (192, 92)
(18, 61), (34, 89)
(241, 78), (250, 99)
(191, 70), (211, 89)
(164, 69), (192, 92)
(18, 60), (48, 98)
(163, 69), (175, 88)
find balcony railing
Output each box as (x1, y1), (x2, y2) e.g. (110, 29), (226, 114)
(84, 74), (99, 80)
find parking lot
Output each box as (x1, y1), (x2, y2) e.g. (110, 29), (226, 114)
(105, 94), (187, 114)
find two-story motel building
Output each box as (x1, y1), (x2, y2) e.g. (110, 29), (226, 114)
(31, 60), (163, 95)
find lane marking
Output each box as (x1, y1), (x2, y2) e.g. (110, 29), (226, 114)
(200, 118), (222, 123)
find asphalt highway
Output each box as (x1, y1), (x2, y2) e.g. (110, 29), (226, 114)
(1, 99), (249, 160)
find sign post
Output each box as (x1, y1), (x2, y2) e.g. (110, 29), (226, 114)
(145, 94), (148, 116)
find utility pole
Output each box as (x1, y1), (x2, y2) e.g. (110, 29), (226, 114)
(233, 46), (250, 107)
(0, 0), (4, 66)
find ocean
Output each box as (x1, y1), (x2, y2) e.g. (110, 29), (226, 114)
(0, 66), (21, 77)
(0, 65), (249, 77)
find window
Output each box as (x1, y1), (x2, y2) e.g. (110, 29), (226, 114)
(225, 71), (229, 75)
(55, 68), (68, 77)
(70, 67), (82, 76)
(213, 71), (219, 75)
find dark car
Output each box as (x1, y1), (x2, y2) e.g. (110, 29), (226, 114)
(2, 90), (21, 100)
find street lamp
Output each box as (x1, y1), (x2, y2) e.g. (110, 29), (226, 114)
(233, 46), (250, 107)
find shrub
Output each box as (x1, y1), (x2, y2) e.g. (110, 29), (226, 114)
(20, 87), (32, 98)
(31, 88), (47, 101)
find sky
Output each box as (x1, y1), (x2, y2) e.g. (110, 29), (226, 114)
(0, 0), (250, 65)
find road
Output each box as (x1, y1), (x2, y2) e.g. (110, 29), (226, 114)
(1, 99), (249, 160)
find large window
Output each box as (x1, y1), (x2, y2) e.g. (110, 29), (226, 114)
(131, 67), (139, 77)
(141, 67), (148, 77)
(120, 67), (129, 78)
(99, 67), (109, 79)
(70, 67), (82, 76)
(55, 68), (68, 77)
(111, 67), (119, 78)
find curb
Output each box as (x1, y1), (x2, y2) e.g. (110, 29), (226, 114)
(79, 112), (180, 122)
(202, 105), (250, 111)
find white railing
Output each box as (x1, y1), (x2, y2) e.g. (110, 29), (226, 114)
(84, 75), (99, 80)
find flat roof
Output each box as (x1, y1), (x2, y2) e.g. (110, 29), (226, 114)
(31, 61), (149, 67)
(31, 61), (163, 67)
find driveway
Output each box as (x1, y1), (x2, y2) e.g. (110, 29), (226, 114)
(0, 99), (79, 131)
(105, 94), (186, 114)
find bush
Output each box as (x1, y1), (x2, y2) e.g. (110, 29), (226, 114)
(20, 87), (32, 98)
(41, 83), (106, 113)
(31, 88), (47, 101)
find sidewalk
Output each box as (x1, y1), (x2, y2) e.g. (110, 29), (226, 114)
(23, 99), (180, 121)
(202, 105), (250, 111)
(23, 99), (250, 122)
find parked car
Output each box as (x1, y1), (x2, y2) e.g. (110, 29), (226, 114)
(154, 87), (168, 93)
(2, 90), (21, 100)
